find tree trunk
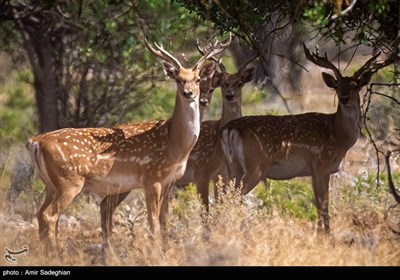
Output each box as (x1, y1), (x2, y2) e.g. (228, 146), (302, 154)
(34, 76), (59, 133)
(13, 11), (61, 133)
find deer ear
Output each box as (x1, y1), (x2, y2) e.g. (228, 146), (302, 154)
(358, 71), (372, 87)
(212, 71), (224, 88)
(163, 62), (178, 79)
(241, 66), (256, 84)
(200, 62), (216, 80)
(322, 72), (337, 89)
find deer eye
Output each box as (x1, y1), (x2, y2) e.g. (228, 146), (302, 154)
(176, 78), (185, 85)
(195, 78), (201, 84)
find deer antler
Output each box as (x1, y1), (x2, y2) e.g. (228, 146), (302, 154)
(196, 38), (229, 73)
(353, 51), (398, 79)
(303, 43), (343, 80)
(304, 43), (397, 80)
(195, 39), (220, 64)
(194, 33), (232, 70)
(144, 37), (182, 69)
(238, 54), (259, 73)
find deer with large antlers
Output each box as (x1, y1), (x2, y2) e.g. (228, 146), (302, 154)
(95, 39), (231, 260)
(221, 45), (395, 233)
(27, 37), (230, 258)
(176, 55), (256, 210)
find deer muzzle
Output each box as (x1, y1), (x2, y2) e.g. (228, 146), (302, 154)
(183, 89), (194, 99)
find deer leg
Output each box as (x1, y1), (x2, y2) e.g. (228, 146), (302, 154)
(159, 184), (172, 230)
(39, 179), (83, 257)
(37, 184), (56, 256)
(100, 191), (130, 256)
(240, 166), (262, 195)
(144, 182), (162, 237)
(224, 155), (244, 190)
(311, 173), (330, 234)
(38, 199), (58, 257)
(196, 178), (210, 212)
(144, 182), (166, 263)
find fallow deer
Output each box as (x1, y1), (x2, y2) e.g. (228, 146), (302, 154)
(221, 45), (395, 233)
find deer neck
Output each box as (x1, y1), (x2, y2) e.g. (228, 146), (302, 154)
(334, 101), (360, 149)
(199, 107), (208, 122)
(219, 97), (242, 130)
(169, 94), (201, 156)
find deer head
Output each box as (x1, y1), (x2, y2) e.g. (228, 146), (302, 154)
(216, 55), (257, 103)
(144, 38), (222, 104)
(303, 44), (395, 108)
(195, 35), (233, 108)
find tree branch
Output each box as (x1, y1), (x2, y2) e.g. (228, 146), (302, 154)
(329, 0), (358, 21)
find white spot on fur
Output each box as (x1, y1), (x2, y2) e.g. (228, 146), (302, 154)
(54, 144), (67, 162)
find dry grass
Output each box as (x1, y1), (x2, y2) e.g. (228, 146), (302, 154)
(1, 179), (399, 266)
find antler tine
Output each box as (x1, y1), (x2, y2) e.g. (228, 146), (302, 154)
(219, 32), (233, 48)
(353, 51), (395, 79)
(144, 37), (182, 69)
(194, 34), (233, 70)
(195, 39), (221, 64)
(195, 38), (207, 55)
(153, 42), (183, 69)
(238, 54), (259, 73)
(303, 43), (342, 79)
(195, 39), (211, 57)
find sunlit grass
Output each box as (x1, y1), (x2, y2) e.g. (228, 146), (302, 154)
(1, 173), (399, 266)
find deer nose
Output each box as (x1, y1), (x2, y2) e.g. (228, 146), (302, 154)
(340, 96), (349, 104)
(183, 89), (194, 99)
(225, 93), (234, 101)
(199, 98), (209, 107)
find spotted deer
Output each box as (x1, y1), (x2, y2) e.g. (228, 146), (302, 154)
(221, 45), (395, 233)
(27, 38), (231, 257)
(176, 56), (256, 210)
(95, 39), (231, 258)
